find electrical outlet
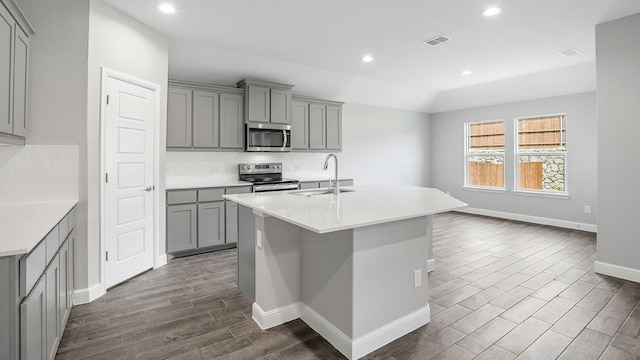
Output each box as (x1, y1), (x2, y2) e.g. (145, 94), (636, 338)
(414, 269), (422, 288)
(584, 205), (591, 214)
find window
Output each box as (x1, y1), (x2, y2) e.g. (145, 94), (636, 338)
(465, 120), (505, 188)
(516, 114), (566, 193)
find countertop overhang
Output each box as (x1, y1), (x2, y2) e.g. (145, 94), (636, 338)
(223, 184), (467, 234)
(0, 200), (78, 257)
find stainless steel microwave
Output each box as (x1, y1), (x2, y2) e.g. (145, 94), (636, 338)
(245, 123), (292, 152)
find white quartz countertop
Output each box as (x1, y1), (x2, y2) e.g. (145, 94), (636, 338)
(0, 200), (77, 257)
(223, 184), (467, 234)
(166, 176), (252, 190)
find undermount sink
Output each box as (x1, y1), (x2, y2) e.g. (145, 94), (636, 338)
(291, 188), (355, 197)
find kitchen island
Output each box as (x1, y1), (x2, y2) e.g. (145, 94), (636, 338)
(223, 184), (466, 360)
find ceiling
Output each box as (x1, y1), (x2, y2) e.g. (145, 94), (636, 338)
(103, 0), (640, 113)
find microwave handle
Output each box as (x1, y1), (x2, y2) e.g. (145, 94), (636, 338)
(283, 129), (288, 148)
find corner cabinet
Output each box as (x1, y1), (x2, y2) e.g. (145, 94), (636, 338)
(291, 96), (344, 152)
(166, 186), (251, 256)
(0, 0), (34, 145)
(0, 206), (76, 360)
(167, 81), (244, 151)
(237, 79), (294, 124)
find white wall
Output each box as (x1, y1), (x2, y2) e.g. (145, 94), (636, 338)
(595, 13), (640, 282)
(86, 0), (168, 297)
(166, 102), (431, 187)
(431, 92), (597, 230)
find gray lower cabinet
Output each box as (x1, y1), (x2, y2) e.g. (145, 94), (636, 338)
(291, 96), (344, 152)
(4, 207), (77, 360)
(20, 275), (45, 360)
(166, 204), (197, 253)
(167, 82), (244, 150)
(299, 179), (354, 189)
(167, 186), (251, 255)
(198, 202), (225, 247)
(44, 254), (59, 360)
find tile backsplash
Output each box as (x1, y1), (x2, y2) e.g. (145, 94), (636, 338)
(166, 151), (334, 181)
(0, 145), (78, 204)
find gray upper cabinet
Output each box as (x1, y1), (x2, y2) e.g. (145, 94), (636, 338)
(219, 93), (244, 149)
(292, 96), (344, 152)
(326, 105), (342, 150)
(167, 82), (244, 151)
(246, 85), (269, 123)
(309, 103), (326, 150)
(270, 88), (292, 124)
(291, 100), (309, 150)
(0, 1), (32, 143)
(167, 87), (192, 147)
(238, 79), (294, 125)
(193, 90), (219, 148)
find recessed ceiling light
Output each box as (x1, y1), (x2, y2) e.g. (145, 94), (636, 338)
(361, 55), (374, 63)
(157, 3), (177, 14)
(482, 7), (502, 17)
(461, 70), (473, 76)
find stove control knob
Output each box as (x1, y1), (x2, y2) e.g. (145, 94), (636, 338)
(242, 165), (251, 171)
(274, 165), (280, 169)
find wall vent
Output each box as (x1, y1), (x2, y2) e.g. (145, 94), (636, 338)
(557, 48), (583, 57)
(423, 34), (451, 46)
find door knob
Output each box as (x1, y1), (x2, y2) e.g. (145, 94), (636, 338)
(144, 185), (155, 192)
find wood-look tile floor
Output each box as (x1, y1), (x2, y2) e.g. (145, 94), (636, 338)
(57, 213), (640, 360)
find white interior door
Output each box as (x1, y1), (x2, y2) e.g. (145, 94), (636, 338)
(104, 74), (155, 289)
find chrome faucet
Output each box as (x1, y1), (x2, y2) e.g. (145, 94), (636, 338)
(323, 153), (339, 195)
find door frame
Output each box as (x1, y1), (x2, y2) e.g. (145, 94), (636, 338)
(99, 68), (163, 292)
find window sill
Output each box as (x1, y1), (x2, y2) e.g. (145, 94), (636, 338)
(462, 186), (507, 194)
(511, 190), (570, 199)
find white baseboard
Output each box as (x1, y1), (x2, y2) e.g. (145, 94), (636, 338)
(350, 305), (430, 359)
(72, 283), (105, 305)
(253, 301), (431, 360)
(594, 261), (640, 283)
(457, 207), (597, 233)
(427, 258), (436, 272)
(252, 302), (301, 330)
(155, 254), (167, 269)
(301, 306), (353, 358)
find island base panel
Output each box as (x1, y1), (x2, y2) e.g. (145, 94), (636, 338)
(251, 213), (432, 360)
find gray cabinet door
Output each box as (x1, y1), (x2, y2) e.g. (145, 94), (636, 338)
(0, 5), (13, 135)
(11, 25), (28, 137)
(58, 240), (70, 332)
(270, 88), (291, 124)
(45, 255), (59, 360)
(247, 85), (270, 123)
(167, 87), (192, 147)
(67, 234), (74, 310)
(167, 204), (197, 253)
(291, 100), (309, 150)
(309, 103), (326, 150)
(219, 93), (244, 149)
(225, 201), (238, 244)
(198, 202), (225, 248)
(20, 275), (46, 360)
(193, 90), (219, 148)
(326, 105), (342, 150)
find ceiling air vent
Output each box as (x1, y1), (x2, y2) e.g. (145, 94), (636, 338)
(557, 48), (583, 57)
(423, 34), (451, 46)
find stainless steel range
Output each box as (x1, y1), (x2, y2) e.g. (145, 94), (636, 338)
(239, 163), (299, 192)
